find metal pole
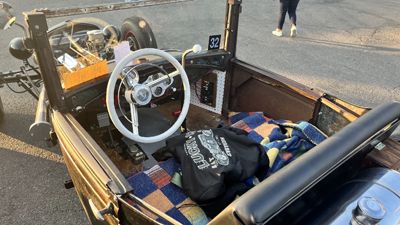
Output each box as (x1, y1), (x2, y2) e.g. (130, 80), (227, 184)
(29, 88), (52, 141)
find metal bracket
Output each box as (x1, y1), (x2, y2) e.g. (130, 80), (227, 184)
(64, 179), (74, 189)
(88, 199), (114, 222)
(371, 139), (386, 151)
(25, 12), (66, 111)
(374, 142), (386, 151)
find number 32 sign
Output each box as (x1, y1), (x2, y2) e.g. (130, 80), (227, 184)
(208, 35), (221, 50)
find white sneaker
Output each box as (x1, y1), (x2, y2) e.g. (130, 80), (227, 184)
(290, 25), (297, 37)
(272, 29), (283, 37)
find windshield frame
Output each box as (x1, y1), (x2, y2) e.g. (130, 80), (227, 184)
(23, 0), (242, 111)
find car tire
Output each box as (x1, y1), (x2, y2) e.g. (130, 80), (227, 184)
(121, 16), (157, 51)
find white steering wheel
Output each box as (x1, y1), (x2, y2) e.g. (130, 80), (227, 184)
(106, 48), (190, 143)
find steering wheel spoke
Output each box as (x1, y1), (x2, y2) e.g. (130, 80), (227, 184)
(146, 70), (179, 89)
(130, 103), (139, 135)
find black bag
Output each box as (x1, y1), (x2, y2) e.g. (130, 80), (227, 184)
(167, 127), (269, 215)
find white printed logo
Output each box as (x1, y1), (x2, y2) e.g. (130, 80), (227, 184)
(198, 130), (230, 166)
(185, 137), (210, 170)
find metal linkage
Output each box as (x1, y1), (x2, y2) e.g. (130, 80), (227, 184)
(0, 63), (41, 99)
(32, 0), (193, 18)
(0, 67), (40, 84)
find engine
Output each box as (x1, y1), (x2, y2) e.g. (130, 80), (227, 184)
(86, 30), (105, 53)
(300, 168), (400, 225)
(48, 22), (121, 61)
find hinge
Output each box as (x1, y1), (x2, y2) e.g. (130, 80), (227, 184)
(374, 142), (386, 151)
(371, 139), (386, 151)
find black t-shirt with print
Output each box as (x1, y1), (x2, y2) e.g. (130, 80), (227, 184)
(166, 127), (269, 203)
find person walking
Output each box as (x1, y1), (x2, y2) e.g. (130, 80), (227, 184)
(272, 0), (300, 37)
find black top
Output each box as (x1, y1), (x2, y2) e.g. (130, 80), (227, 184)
(167, 127), (269, 202)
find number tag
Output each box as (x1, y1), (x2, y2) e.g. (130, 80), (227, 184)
(208, 35), (221, 50)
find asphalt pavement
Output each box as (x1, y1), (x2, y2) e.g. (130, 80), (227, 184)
(0, 0), (399, 224)
(238, 0), (400, 106)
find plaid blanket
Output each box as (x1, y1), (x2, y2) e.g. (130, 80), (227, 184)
(127, 112), (326, 224)
(127, 159), (209, 225)
(229, 112), (327, 174)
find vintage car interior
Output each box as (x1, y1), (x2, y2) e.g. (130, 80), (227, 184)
(2, 0), (400, 224)
(52, 19), (400, 225)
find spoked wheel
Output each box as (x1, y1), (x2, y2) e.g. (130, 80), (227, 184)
(121, 16), (157, 51)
